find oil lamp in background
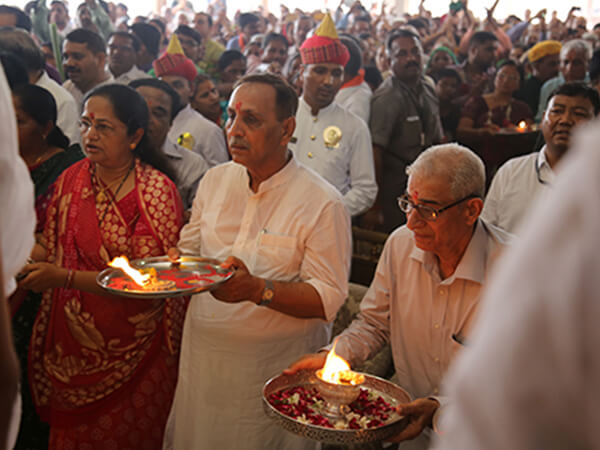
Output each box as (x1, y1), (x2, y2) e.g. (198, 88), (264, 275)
(517, 121), (527, 133)
(315, 342), (365, 419)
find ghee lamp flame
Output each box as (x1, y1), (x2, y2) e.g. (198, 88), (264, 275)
(517, 121), (527, 132)
(317, 342), (365, 386)
(108, 256), (151, 287)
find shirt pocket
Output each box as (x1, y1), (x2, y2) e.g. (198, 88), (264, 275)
(255, 231), (301, 279)
(401, 115), (423, 149)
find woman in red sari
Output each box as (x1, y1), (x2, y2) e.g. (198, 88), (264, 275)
(18, 84), (187, 450)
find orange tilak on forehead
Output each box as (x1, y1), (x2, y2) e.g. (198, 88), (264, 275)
(89, 112), (95, 120)
(235, 101), (242, 113)
(411, 190), (419, 202)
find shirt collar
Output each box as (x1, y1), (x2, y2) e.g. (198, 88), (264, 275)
(299, 96), (336, 118)
(241, 152), (298, 194)
(175, 103), (192, 120)
(409, 220), (488, 285)
(538, 145), (556, 181)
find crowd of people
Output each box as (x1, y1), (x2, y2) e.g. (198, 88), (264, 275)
(1, 0), (600, 449)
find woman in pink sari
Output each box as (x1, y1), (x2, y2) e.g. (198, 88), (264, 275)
(19, 84), (187, 450)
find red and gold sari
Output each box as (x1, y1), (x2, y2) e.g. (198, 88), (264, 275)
(29, 158), (187, 449)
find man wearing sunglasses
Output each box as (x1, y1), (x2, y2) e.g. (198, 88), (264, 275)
(286, 143), (510, 450)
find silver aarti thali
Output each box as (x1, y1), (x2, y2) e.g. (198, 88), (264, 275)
(97, 256), (233, 299)
(263, 370), (411, 445)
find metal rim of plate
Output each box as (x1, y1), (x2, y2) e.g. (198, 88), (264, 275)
(262, 370), (412, 445)
(96, 256), (234, 299)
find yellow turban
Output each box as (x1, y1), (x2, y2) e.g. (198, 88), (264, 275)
(528, 41), (562, 63)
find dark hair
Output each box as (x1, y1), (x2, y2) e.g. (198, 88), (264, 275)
(590, 49), (600, 83)
(148, 18), (166, 35)
(129, 78), (181, 121)
(0, 5), (31, 31)
(363, 65), (383, 90)
(130, 22), (161, 57)
(108, 31), (141, 52)
(175, 24), (202, 45)
(66, 28), (106, 54)
(234, 73), (298, 120)
(469, 31), (497, 48)
(13, 84), (70, 149)
(83, 84), (177, 180)
(548, 82), (600, 116)
(50, 0), (67, 12)
(217, 50), (246, 72)
(433, 67), (461, 84)
(354, 15), (372, 24)
(496, 59), (523, 86)
(195, 12), (212, 27)
(594, 23), (600, 31)
(262, 32), (288, 50)
(238, 12), (259, 29)
(407, 18), (427, 30)
(116, 2), (127, 11)
(0, 52), (28, 89)
(386, 29), (420, 52)
(340, 36), (362, 77)
(0, 27), (45, 73)
(194, 73), (211, 85)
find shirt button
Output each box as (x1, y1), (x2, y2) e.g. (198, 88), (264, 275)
(434, 324), (440, 329)
(433, 388), (439, 394)
(434, 357), (440, 363)
(310, 135), (316, 140)
(438, 289), (445, 295)
(313, 117), (318, 122)
(307, 152), (313, 158)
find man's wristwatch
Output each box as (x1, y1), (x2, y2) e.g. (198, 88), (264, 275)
(258, 279), (274, 307)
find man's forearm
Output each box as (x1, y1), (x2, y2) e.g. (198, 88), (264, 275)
(253, 278), (326, 320)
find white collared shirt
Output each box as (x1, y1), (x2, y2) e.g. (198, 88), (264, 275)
(112, 65), (150, 85)
(290, 97), (377, 216)
(167, 158), (351, 450)
(331, 220), (509, 449)
(482, 146), (555, 234)
(334, 80), (372, 125)
(168, 104), (228, 168)
(36, 71), (81, 144)
(161, 138), (209, 210)
(63, 71), (114, 112)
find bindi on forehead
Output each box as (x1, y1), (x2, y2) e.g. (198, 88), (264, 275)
(411, 190), (419, 202)
(235, 101), (242, 113)
(89, 112), (95, 120)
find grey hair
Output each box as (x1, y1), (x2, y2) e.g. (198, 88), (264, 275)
(0, 26), (45, 72)
(560, 39), (593, 61)
(406, 143), (486, 199)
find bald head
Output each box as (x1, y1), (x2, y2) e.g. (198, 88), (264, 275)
(407, 144), (486, 199)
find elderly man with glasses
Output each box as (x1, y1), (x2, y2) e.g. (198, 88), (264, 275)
(286, 143), (510, 450)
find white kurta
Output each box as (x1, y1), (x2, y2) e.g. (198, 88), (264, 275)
(433, 119), (600, 450)
(290, 98), (377, 217)
(332, 220), (510, 450)
(0, 64), (35, 450)
(482, 146), (555, 233)
(168, 104), (228, 167)
(36, 71), (81, 145)
(334, 80), (372, 125)
(165, 158), (351, 450)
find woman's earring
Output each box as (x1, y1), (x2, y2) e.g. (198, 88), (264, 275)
(130, 143), (136, 150)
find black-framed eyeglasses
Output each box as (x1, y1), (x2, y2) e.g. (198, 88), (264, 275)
(397, 193), (480, 221)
